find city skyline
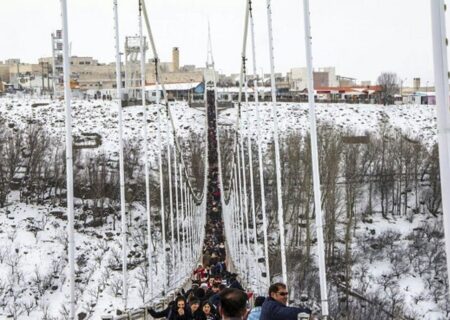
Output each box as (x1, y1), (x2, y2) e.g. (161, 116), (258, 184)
(1, 0), (448, 85)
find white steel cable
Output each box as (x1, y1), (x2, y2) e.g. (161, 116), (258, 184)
(265, 0), (287, 285)
(60, 0), (75, 317)
(234, 153), (242, 270)
(302, 0), (329, 315)
(174, 147), (182, 269)
(242, 66), (254, 286)
(113, 0), (128, 309)
(248, 0), (266, 292)
(141, 0), (204, 203)
(430, 0), (450, 297)
(156, 98), (167, 295)
(185, 186), (192, 266)
(219, 0), (250, 205)
(180, 167), (187, 270)
(239, 137), (251, 284)
(233, 181), (239, 270)
(235, 160), (245, 273)
(141, 2), (209, 289)
(231, 166), (238, 268)
(190, 193), (195, 266)
(187, 193), (193, 265)
(166, 119), (175, 271)
(138, 0), (153, 297)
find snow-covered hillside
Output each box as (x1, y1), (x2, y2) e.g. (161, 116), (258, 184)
(0, 97), (206, 160)
(0, 97), (206, 319)
(0, 97), (446, 319)
(219, 102), (438, 148)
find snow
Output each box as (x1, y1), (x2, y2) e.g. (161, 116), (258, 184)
(0, 97), (206, 162)
(0, 97), (445, 319)
(0, 97), (205, 319)
(219, 102), (438, 149)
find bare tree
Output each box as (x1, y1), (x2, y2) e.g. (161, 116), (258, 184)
(377, 72), (399, 105)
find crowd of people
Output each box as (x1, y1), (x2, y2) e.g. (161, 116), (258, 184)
(148, 281), (312, 320)
(148, 93), (312, 319)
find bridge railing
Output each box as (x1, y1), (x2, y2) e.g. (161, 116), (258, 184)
(101, 253), (203, 320)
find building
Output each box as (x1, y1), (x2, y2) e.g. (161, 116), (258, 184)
(5, 59), (21, 65)
(0, 62), (10, 83)
(290, 67), (339, 91)
(336, 75), (356, 87)
(0, 58), (54, 94)
(314, 85), (382, 103)
(38, 56), (116, 92)
(34, 53), (204, 99)
(215, 86), (272, 102)
(145, 82), (204, 102)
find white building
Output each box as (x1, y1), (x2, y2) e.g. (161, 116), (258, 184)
(290, 67), (339, 91)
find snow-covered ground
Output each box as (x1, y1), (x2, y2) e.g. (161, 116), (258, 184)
(0, 97), (206, 161)
(0, 97), (444, 319)
(219, 102), (438, 148)
(0, 97), (206, 319)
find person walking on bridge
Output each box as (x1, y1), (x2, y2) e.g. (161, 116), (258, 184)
(148, 296), (192, 320)
(260, 283), (311, 320)
(247, 296), (265, 320)
(218, 288), (248, 320)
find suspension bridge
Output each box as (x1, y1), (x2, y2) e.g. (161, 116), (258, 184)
(52, 0), (450, 319)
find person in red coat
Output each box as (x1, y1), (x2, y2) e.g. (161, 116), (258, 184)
(193, 264), (206, 281)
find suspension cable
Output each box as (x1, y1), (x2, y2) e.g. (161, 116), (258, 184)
(138, 0), (154, 298)
(236, 159), (246, 273)
(248, 0), (270, 290)
(239, 139), (251, 284)
(60, 0), (75, 317)
(179, 165), (187, 270)
(142, 0), (205, 204)
(156, 89), (167, 294)
(430, 0), (450, 299)
(220, 0), (250, 205)
(302, 0), (329, 316)
(166, 119), (176, 270)
(241, 55), (255, 286)
(174, 144), (182, 270)
(265, 0), (287, 285)
(139, 0), (209, 298)
(112, 0), (128, 310)
(248, 0), (263, 291)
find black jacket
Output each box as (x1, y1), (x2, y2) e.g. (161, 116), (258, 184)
(260, 297), (311, 320)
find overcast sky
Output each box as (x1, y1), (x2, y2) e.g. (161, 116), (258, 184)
(0, 0), (447, 85)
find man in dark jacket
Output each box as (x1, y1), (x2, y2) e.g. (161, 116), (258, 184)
(218, 288), (248, 319)
(260, 283), (311, 320)
(228, 275), (244, 291)
(209, 284), (226, 309)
